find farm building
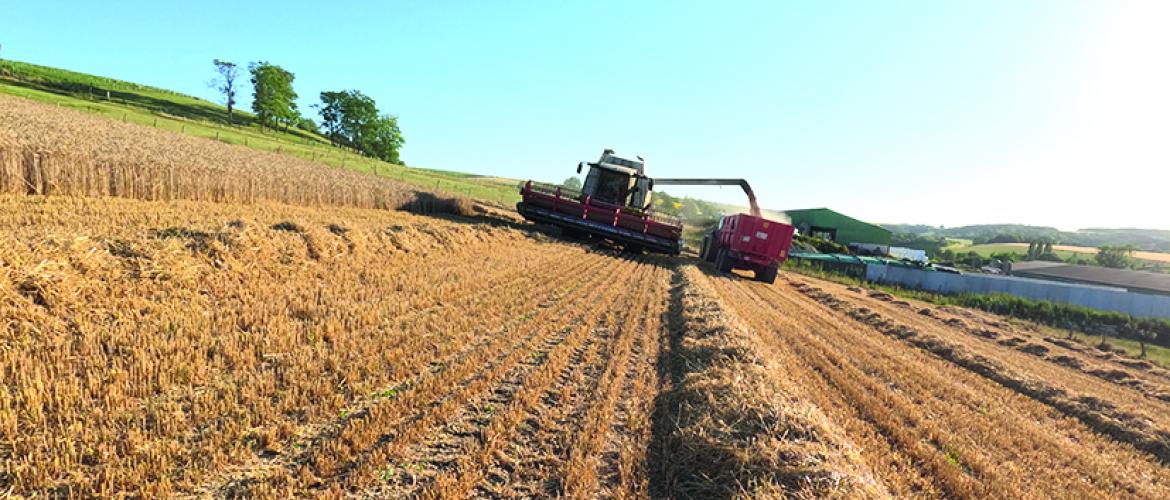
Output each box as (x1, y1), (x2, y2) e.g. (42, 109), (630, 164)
(1009, 261), (1170, 296)
(782, 208), (892, 246)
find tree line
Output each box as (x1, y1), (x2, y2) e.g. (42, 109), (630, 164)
(208, 60), (404, 163)
(892, 232), (1160, 273)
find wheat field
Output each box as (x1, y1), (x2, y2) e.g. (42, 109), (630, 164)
(5, 92), (1170, 498)
(0, 94), (467, 212)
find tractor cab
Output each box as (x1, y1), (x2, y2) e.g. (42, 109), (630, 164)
(577, 150), (653, 210)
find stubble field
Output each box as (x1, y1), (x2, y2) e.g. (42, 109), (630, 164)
(5, 196), (1170, 498)
(4, 94), (1170, 498)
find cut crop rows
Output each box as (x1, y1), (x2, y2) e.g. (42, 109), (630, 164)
(8, 193), (1170, 498)
(700, 270), (1170, 498)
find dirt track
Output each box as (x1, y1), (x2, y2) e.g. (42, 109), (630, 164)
(5, 196), (1170, 498)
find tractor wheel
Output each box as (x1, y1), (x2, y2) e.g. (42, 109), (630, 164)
(757, 264), (778, 284)
(707, 230), (721, 263)
(703, 233), (719, 263)
(716, 248), (734, 274)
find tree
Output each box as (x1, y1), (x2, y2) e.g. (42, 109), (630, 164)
(296, 116), (320, 133)
(318, 90), (372, 149)
(989, 234), (1023, 244)
(1130, 320), (1157, 358)
(561, 176), (582, 191)
(209, 59), (240, 123)
(1096, 245), (1135, 269)
(249, 62), (298, 130)
(990, 251), (1018, 263)
(341, 91), (378, 150)
(935, 248), (955, 262)
(363, 114), (404, 163)
(316, 91), (350, 146)
(651, 191), (680, 215)
(316, 90), (404, 163)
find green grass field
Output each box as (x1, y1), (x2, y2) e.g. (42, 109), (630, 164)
(944, 243), (1085, 261)
(0, 59), (522, 207)
(1065, 332), (1170, 367)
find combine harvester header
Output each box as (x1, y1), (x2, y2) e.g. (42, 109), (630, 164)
(517, 149), (796, 282)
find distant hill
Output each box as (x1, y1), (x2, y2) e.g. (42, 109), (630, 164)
(879, 223), (941, 235)
(1073, 228), (1170, 250)
(881, 223), (1170, 253)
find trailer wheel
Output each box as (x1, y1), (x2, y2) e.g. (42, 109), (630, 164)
(715, 248), (733, 274)
(702, 231), (718, 263)
(700, 235), (711, 261)
(707, 229), (721, 263)
(757, 264), (778, 284)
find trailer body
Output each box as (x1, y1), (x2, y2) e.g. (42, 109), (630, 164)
(701, 213), (796, 283)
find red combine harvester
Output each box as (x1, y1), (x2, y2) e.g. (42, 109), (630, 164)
(518, 149), (797, 282)
(517, 150), (684, 254)
(699, 213), (796, 284)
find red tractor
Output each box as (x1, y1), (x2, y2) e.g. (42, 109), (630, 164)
(700, 213), (796, 284)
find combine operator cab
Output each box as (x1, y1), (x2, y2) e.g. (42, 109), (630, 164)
(578, 150), (654, 210)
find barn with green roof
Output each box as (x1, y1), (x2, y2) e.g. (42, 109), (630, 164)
(782, 208), (892, 246)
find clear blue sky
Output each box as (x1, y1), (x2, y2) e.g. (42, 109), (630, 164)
(3, 1), (1167, 230)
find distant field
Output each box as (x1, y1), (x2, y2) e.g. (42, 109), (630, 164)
(995, 243), (1170, 263)
(0, 59), (522, 207)
(945, 243), (1084, 261)
(947, 242), (1170, 264)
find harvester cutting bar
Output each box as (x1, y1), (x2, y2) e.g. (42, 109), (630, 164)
(517, 181), (683, 254)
